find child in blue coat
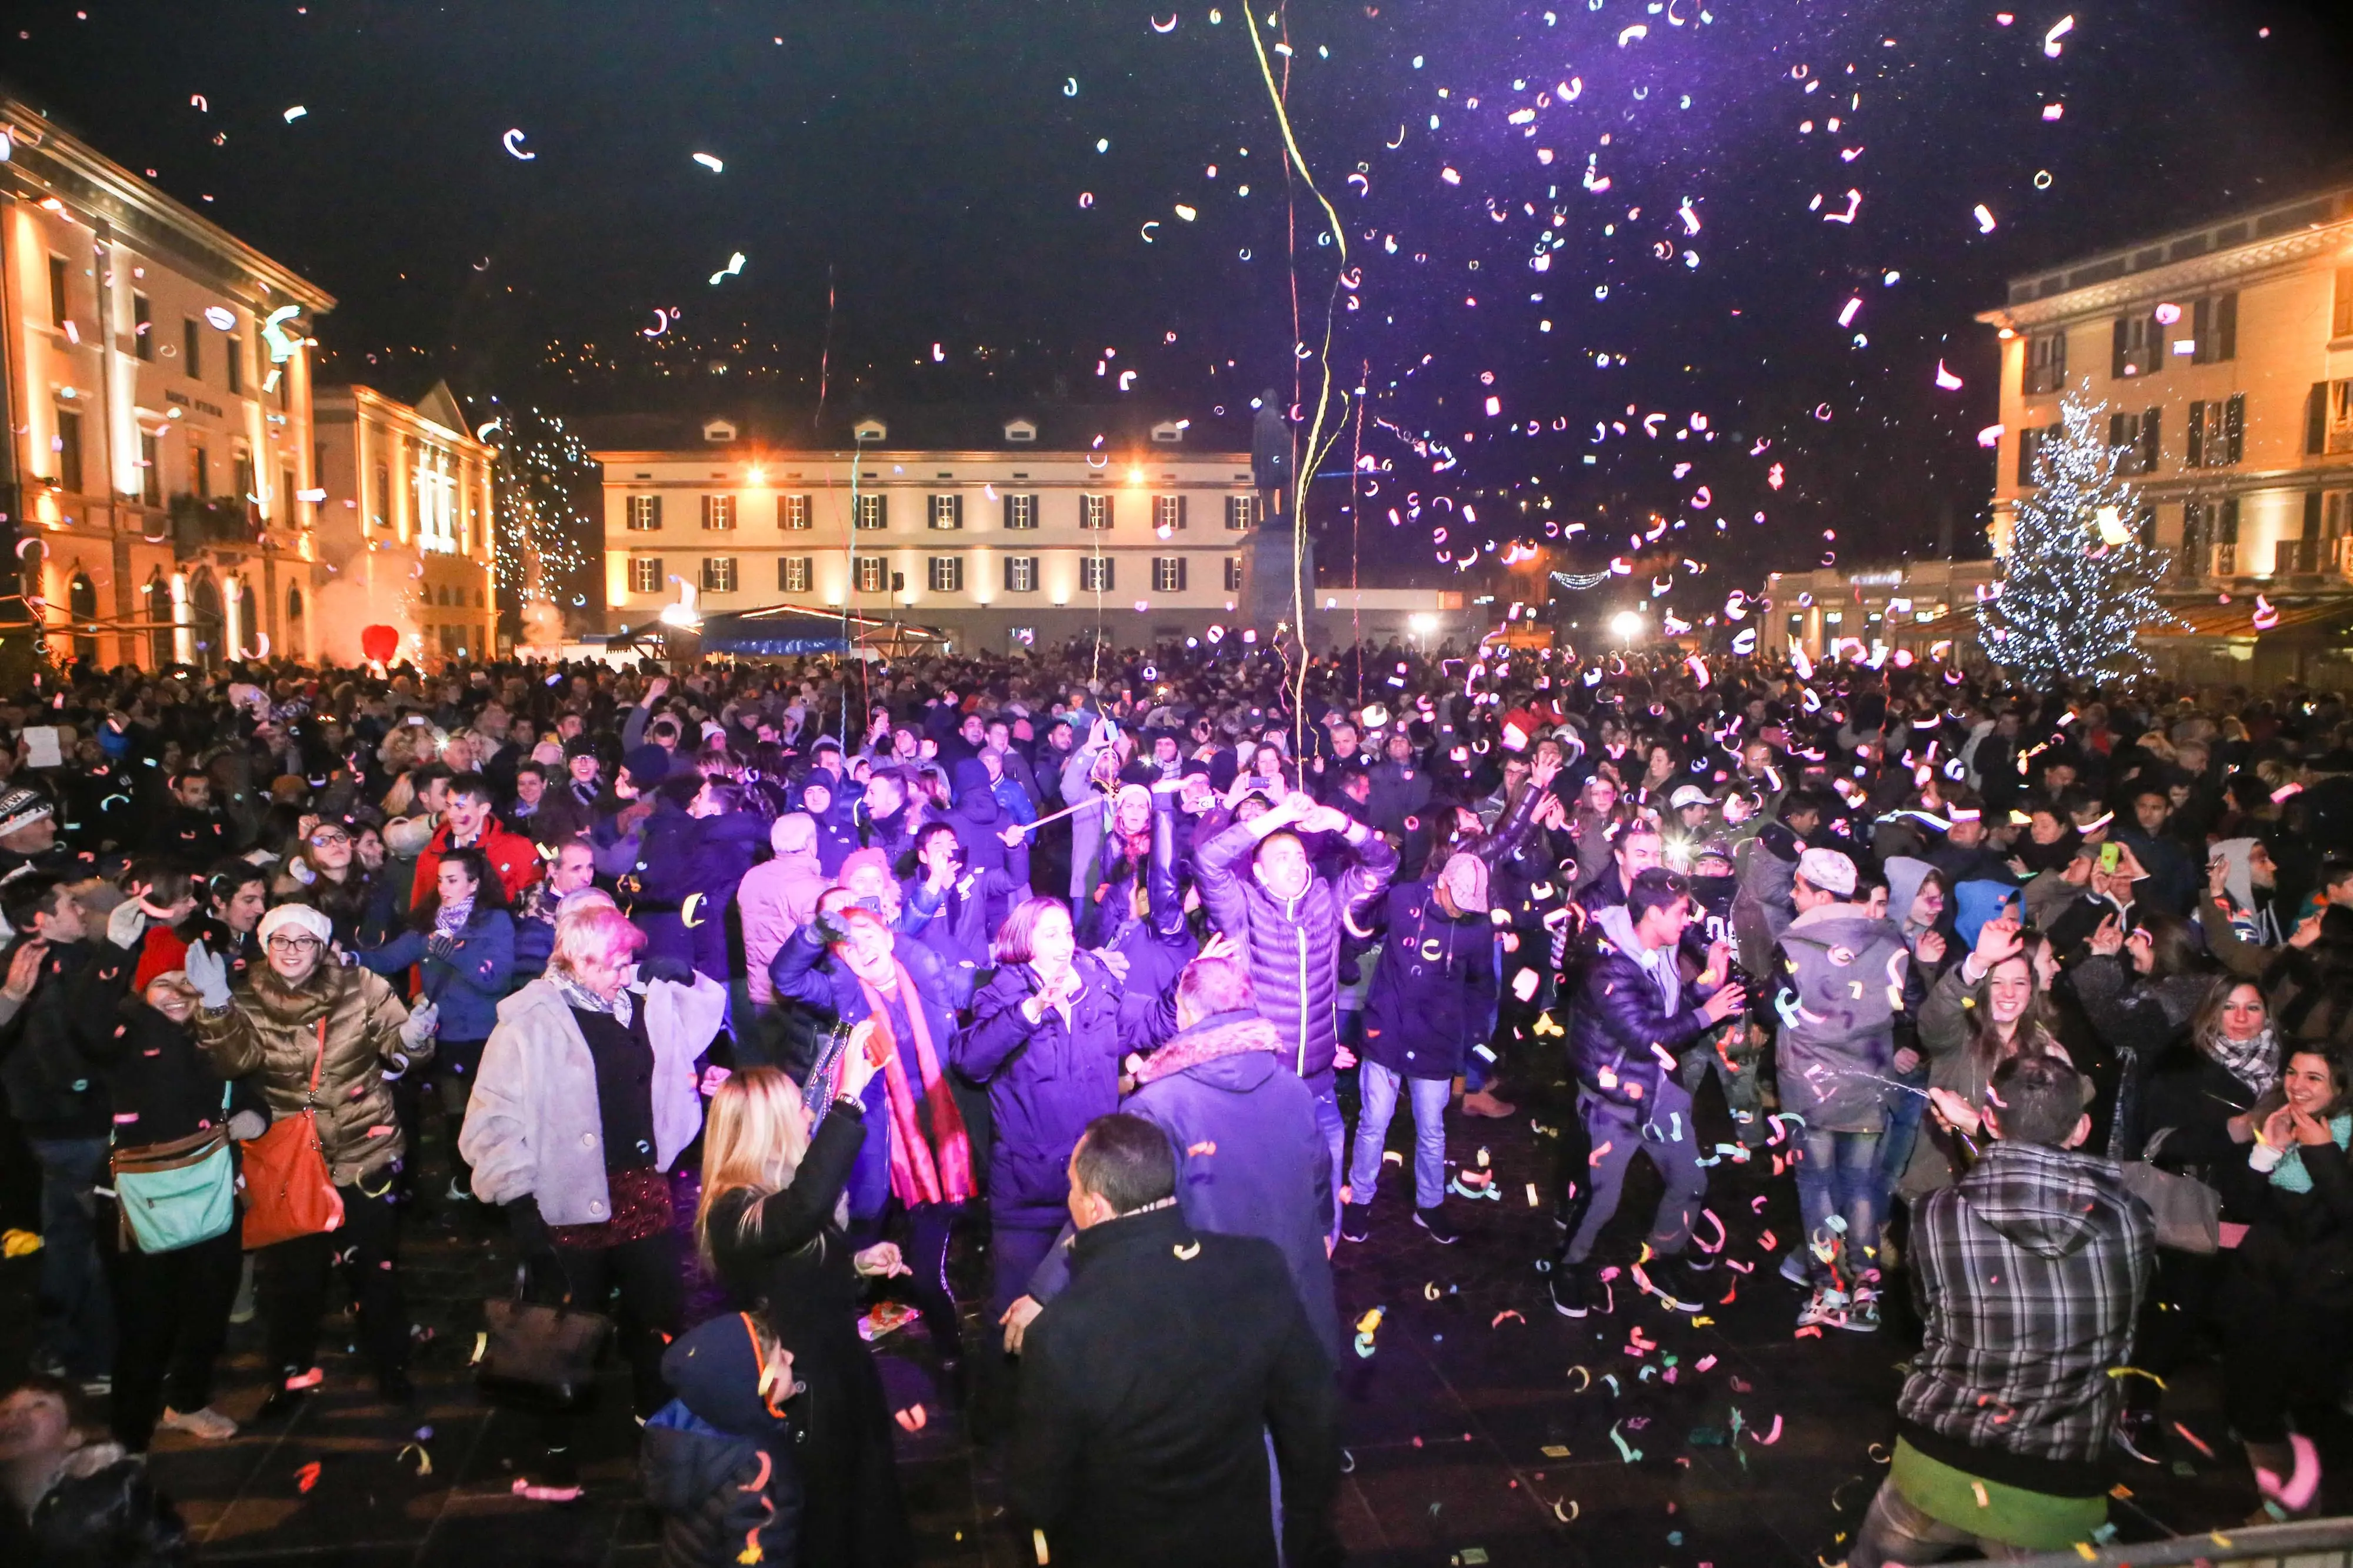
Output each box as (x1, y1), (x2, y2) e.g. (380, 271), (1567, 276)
(641, 1310), (803, 1568)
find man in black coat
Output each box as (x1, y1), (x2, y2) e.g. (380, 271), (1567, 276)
(1011, 1113), (1341, 1568)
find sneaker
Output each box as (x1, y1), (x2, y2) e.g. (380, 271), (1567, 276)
(1339, 1204), (1374, 1245)
(1549, 1263), (1594, 1319)
(1797, 1288), (1845, 1330)
(1778, 1249), (1812, 1288)
(1414, 1207), (1460, 1245)
(1835, 1296), (1880, 1333)
(1461, 1089), (1518, 1119)
(1647, 1256), (1704, 1314)
(161, 1405), (239, 1442)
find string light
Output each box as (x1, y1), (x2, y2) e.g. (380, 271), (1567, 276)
(1975, 386), (2172, 683)
(476, 402), (595, 614)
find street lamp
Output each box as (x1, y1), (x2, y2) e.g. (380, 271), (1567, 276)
(1610, 609), (1645, 645)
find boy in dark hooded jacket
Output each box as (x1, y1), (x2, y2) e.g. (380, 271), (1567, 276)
(641, 1311), (804, 1568)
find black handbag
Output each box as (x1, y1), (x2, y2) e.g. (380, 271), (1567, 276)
(475, 1264), (614, 1407)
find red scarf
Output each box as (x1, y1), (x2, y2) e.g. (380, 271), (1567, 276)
(852, 962), (974, 1207)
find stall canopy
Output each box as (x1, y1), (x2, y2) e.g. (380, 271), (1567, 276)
(696, 603), (951, 659)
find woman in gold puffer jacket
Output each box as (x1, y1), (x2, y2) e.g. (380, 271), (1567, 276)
(191, 903), (436, 1410)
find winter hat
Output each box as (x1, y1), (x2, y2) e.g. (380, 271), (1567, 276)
(1797, 846), (1858, 898)
(772, 812), (816, 857)
(622, 745), (671, 789)
(1439, 851), (1491, 913)
(0, 787), (53, 839)
(835, 848), (891, 888)
(256, 903), (334, 948)
(1952, 880), (2021, 948)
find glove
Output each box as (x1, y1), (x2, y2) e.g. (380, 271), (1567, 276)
(400, 1000), (439, 1049)
(635, 953), (694, 986)
(183, 941), (232, 1010)
(504, 1196), (562, 1283)
(227, 1109), (269, 1142)
(105, 899), (149, 953)
(809, 909), (851, 948)
(425, 932), (457, 962)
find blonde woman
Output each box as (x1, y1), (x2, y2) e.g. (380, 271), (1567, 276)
(699, 1062), (914, 1568)
(461, 900), (725, 1502)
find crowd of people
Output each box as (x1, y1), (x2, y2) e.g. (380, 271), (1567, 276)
(1, 637), (2351, 1565)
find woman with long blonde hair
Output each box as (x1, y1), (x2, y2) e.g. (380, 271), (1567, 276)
(699, 1059), (916, 1568)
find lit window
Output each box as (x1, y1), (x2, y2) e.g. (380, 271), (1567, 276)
(1080, 494), (1113, 531)
(929, 493), (963, 530)
(855, 555), (889, 592)
(1225, 494), (1258, 531)
(700, 556), (738, 593)
(780, 556), (813, 592)
(928, 555), (964, 593)
(1005, 493), (1038, 529)
(854, 493), (888, 530)
(702, 494), (736, 531)
(629, 558), (663, 593)
(1153, 556), (1187, 593)
(1004, 556), (1038, 592)
(1154, 495), (1187, 532)
(1081, 556), (1115, 592)
(779, 494), (811, 529)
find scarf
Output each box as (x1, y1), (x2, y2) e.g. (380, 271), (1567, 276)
(2269, 1113), (2352, 1196)
(434, 895), (475, 942)
(552, 971), (632, 1027)
(2208, 1026), (2279, 1097)
(852, 961), (974, 1207)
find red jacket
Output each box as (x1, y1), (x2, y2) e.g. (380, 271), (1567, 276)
(414, 820), (542, 906)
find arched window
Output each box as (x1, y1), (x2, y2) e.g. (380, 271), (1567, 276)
(189, 571), (223, 669)
(288, 586), (304, 622)
(237, 582), (257, 655)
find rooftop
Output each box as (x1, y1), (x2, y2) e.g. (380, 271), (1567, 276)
(1997, 182), (2353, 308)
(577, 402), (1253, 460)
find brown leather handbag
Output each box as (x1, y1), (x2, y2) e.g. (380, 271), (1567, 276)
(476, 1265), (613, 1408)
(238, 1017), (346, 1249)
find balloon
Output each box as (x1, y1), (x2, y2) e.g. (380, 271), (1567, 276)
(360, 625), (400, 663)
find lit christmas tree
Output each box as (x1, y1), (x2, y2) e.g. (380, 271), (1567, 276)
(478, 401), (597, 640)
(1977, 387), (2174, 685)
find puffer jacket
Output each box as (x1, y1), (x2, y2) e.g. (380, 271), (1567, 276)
(1730, 819), (1804, 974)
(1769, 903), (1911, 1133)
(354, 906), (516, 1042)
(947, 758), (1013, 885)
(194, 960), (417, 1187)
(954, 951), (1166, 1227)
(1570, 904), (1720, 1115)
(1194, 817), (1399, 1079)
(640, 1312), (804, 1568)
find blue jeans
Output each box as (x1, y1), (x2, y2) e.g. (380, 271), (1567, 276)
(1304, 1068), (1346, 1242)
(1794, 1126), (1882, 1285)
(1348, 1061), (1451, 1211)
(30, 1137), (114, 1378)
(1877, 1087), (1927, 1207)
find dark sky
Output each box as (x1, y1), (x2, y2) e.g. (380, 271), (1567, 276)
(11, 0), (2353, 608)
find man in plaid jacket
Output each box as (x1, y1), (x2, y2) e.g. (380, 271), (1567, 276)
(1849, 1054), (2154, 1566)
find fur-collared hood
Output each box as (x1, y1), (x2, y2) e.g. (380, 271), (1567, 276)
(1134, 1011), (1282, 1085)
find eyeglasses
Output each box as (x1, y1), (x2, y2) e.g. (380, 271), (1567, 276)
(309, 831), (350, 847)
(265, 934), (322, 953)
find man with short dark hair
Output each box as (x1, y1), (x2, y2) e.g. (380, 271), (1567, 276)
(1011, 1113), (1341, 1568)
(1847, 1055), (2152, 1567)
(411, 772), (539, 904)
(1555, 867), (1745, 1319)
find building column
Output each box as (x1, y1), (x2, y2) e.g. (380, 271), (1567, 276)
(169, 572), (191, 666)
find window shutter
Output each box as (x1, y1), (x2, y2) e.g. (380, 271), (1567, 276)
(2311, 383), (2330, 455)
(2139, 408), (2160, 473)
(2108, 412), (2127, 448)
(2111, 316), (2129, 379)
(1002, 493), (1014, 529)
(2225, 394), (2245, 464)
(877, 495), (888, 530)
(2305, 490), (2325, 542)
(2217, 292), (2237, 362)
(2015, 429), (2034, 487)
(1177, 557), (1188, 590)
(2221, 498), (2241, 543)
(2188, 401), (2206, 466)
(1176, 496), (1188, 531)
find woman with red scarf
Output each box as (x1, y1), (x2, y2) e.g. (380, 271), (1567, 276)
(771, 898), (975, 1362)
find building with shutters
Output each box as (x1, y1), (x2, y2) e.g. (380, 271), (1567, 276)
(1978, 183), (2353, 682)
(588, 405), (1342, 653)
(311, 381), (498, 666)
(0, 97), (336, 669)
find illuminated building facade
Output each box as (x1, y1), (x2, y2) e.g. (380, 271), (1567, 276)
(1979, 184), (2353, 682)
(312, 382), (498, 665)
(587, 407), (1274, 652)
(0, 98), (334, 668)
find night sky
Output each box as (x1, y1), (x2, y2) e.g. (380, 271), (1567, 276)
(9, 0), (2353, 612)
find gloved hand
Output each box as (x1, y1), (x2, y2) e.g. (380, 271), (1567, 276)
(425, 932), (457, 962)
(635, 953), (695, 986)
(400, 1000), (439, 1049)
(227, 1109), (269, 1142)
(183, 941), (232, 1010)
(809, 908), (851, 948)
(504, 1196), (562, 1284)
(105, 898), (149, 953)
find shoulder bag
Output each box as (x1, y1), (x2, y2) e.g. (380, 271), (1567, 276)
(476, 1263), (613, 1408)
(2119, 1159), (2222, 1254)
(112, 1083), (237, 1254)
(239, 1016), (347, 1249)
